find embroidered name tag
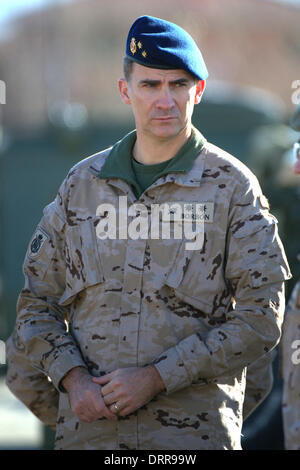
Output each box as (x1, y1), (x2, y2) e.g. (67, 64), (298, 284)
(29, 227), (50, 258)
(161, 202), (214, 223)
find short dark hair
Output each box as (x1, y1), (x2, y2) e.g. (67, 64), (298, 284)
(123, 56), (135, 82)
(122, 55), (200, 84)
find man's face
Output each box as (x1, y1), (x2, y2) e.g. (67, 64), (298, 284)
(119, 63), (205, 140)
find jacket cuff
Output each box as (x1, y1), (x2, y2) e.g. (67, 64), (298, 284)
(153, 346), (191, 394)
(48, 350), (87, 392)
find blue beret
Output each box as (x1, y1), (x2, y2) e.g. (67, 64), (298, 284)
(126, 15), (208, 81)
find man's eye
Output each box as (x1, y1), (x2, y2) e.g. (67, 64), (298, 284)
(143, 82), (156, 88)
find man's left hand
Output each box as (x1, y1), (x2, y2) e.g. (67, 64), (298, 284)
(92, 366), (165, 417)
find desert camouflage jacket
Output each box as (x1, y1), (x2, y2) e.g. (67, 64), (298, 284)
(12, 134), (291, 450)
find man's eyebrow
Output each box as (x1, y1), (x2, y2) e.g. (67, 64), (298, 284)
(138, 79), (161, 86)
(138, 78), (191, 86)
(169, 78), (190, 85)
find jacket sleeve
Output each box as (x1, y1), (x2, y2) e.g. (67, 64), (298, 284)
(5, 329), (59, 429)
(243, 350), (275, 420)
(153, 171), (292, 394)
(14, 176), (87, 392)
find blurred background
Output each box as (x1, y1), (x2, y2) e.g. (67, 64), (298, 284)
(0, 0), (299, 450)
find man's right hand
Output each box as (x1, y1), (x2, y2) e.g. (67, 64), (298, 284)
(61, 366), (117, 423)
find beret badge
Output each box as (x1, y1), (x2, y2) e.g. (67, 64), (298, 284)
(130, 37), (137, 55)
(130, 36), (147, 59)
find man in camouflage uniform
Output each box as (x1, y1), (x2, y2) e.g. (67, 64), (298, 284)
(8, 16), (291, 450)
(281, 104), (300, 449)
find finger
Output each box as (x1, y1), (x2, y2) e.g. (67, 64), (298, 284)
(101, 381), (116, 397)
(109, 403), (121, 415)
(88, 398), (117, 422)
(102, 391), (118, 406)
(100, 400), (119, 420)
(93, 394), (117, 415)
(84, 390), (113, 421)
(90, 388), (116, 415)
(118, 405), (133, 417)
(109, 401), (127, 415)
(103, 407), (118, 421)
(92, 377), (115, 397)
(93, 377), (115, 396)
(93, 372), (114, 385)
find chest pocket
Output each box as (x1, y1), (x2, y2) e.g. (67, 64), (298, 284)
(163, 225), (230, 315)
(59, 219), (105, 306)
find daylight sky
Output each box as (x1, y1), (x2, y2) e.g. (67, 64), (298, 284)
(0, 0), (299, 27)
(0, 0), (72, 26)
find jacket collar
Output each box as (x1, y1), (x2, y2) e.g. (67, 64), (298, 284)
(92, 126), (207, 198)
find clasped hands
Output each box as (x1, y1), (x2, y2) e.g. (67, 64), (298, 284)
(61, 365), (165, 423)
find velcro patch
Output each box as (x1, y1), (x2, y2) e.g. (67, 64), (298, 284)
(28, 227), (50, 258)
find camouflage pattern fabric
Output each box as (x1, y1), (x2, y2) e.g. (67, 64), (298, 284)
(12, 136), (291, 450)
(242, 351), (275, 420)
(4, 340), (274, 432)
(5, 328), (58, 430)
(5, 335), (272, 432)
(281, 279), (300, 449)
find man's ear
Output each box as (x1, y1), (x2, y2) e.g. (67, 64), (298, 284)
(118, 78), (131, 105)
(194, 80), (206, 105)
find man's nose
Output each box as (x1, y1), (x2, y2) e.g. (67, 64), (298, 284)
(156, 87), (175, 110)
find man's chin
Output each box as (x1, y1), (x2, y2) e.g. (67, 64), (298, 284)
(149, 122), (183, 140)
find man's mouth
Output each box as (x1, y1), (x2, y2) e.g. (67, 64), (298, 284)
(153, 116), (177, 121)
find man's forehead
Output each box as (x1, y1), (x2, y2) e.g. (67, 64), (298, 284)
(132, 63), (196, 82)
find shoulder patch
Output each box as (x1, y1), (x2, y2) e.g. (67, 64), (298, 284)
(29, 227), (50, 258)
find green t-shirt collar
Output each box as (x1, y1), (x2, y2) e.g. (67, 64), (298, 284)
(97, 126), (206, 197)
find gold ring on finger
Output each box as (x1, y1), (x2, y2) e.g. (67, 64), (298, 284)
(113, 402), (121, 413)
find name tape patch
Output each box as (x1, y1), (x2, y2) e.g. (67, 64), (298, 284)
(161, 202), (214, 223)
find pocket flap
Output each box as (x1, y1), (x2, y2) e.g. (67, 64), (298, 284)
(59, 219), (104, 305)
